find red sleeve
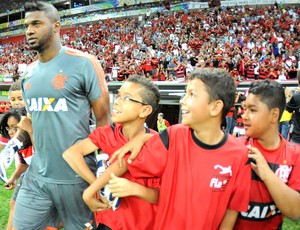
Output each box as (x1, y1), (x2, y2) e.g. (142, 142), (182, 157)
(126, 133), (168, 178)
(287, 145), (300, 192)
(228, 151), (252, 212)
(164, 120), (170, 127)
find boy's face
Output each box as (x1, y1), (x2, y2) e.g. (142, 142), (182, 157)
(9, 90), (26, 108)
(242, 93), (273, 138)
(180, 79), (211, 129)
(112, 82), (146, 124)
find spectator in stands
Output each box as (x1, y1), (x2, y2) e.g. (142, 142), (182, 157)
(286, 70), (300, 144)
(157, 112), (170, 133)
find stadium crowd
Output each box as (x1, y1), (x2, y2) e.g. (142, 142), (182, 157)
(0, 2), (299, 83)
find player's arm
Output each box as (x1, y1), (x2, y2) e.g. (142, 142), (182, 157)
(83, 160), (128, 211)
(62, 138), (99, 184)
(248, 147), (300, 220)
(219, 209), (238, 230)
(109, 173), (159, 204)
(91, 93), (110, 128)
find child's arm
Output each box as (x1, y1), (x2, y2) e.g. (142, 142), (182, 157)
(83, 160), (128, 211)
(62, 138), (99, 184)
(18, 116), (33, 144)
(5, 163), (28, 190)
(109, 173), (159, 204)
(109, 133), (154, 166)
(248, 146), (300, 220)
(219, 209), (238, 230)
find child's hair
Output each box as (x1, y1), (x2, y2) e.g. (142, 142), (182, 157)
(189, 68), (236, 121)
(25, 1), (60, 23)
(0, 107), (27, 139)
(158, 113), (164, 118)
(126, 75), (160, 115)
(9, 82), (22, 93)
(248, 80), (285, 120)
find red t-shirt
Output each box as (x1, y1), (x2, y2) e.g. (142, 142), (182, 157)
(88, 123), (159, 230)
(234, 137), (300, 230)
(127, 124), (251, 229)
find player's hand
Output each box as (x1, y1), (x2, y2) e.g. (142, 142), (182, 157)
(247, 146), (273, 181)
(109, 133), (153, 167)
(109, 173), (136, 198)
(4, 177), (16, 190)
(82, 190), (110, 212)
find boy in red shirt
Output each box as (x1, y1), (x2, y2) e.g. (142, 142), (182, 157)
(63, 75), (160, 230)
(110, 68), (251, 229)
(234, 80), (300, 229)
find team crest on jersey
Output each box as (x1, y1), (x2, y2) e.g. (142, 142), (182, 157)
(275, 164), (292, 183)
(52, 73), (68, 90)
(209, 164), (232, 191)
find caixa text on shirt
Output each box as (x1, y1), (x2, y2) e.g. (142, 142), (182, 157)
(27, 98), (68, 112)
(238, 201), (281, 221)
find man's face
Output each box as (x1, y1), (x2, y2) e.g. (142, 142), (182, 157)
(24, 11), (56, 52)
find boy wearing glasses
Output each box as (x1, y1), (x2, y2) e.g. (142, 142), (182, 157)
(63, 75), (160, 230)
(109, 68), (252, 229)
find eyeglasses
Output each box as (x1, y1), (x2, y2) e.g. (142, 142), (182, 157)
(5, 127), (18, 132)
(114, 94), (148, 105)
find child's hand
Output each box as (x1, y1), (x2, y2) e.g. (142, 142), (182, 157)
(109, 173), (137, 198)
(82, 190), (110, 212)
(109, 133), (153, 167)
(4, 177), (16, 190)
(247, 146), (273, 181)
(18, 116), (32, 134)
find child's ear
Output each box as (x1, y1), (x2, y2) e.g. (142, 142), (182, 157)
(271, 108), (280, 123)
(210, 100), (224, 117)
(140, 105), (153, 118)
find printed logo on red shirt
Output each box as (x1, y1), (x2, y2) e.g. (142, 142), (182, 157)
(209, 165), (232, 191)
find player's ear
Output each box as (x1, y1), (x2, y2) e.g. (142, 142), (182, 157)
(210, 99), (223, 118)
(139, 105), (153, 118)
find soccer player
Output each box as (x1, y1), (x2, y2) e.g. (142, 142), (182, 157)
(110, 68), (252, 229)
(234, 80), (300, 229)
(12, 1), (110, 229)
(63, 75), (160, 230)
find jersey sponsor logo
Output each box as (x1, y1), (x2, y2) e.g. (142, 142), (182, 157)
(52, 73), (68, 90)
(239, 201), (281, 221)
(27, 98), (68, 112)
(210, 164), (232, 191)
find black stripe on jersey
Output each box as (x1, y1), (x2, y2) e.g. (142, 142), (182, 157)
(159, 129), (169, 149)
(251, 162), (294, 182)
(238, 201), (281, 222)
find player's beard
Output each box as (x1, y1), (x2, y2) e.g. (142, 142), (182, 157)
(27, 26), (54, 53)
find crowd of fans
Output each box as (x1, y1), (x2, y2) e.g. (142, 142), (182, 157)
(0, 2), (299, 84)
